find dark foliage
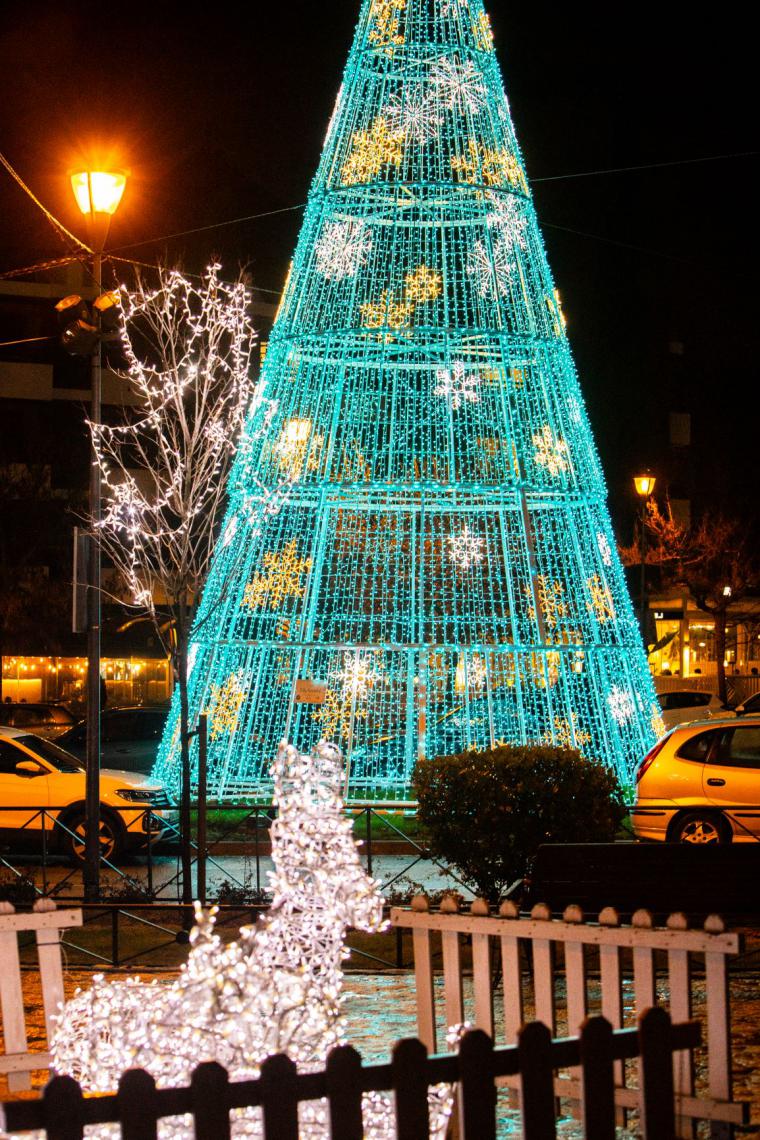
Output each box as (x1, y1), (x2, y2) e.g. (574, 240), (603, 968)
(413, 744), (625, 901)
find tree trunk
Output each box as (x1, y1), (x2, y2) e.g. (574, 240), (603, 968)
(715, 608), (728, 706)
(176, 605), (193, 908)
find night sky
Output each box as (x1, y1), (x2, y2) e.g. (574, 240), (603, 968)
(1, 1), (757, 534)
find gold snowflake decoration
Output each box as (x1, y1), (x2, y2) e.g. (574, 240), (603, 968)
(532, 425), (570, 477)
(404, 264), (443, 302)
(273, 417), (323, 479)
(341, 115), (405, 185)
(368, 0), (405, 52)
(586, 575), (616, 623)
(242, 540), (312, 611)
(472, 11), (494, 51)
(526, 576), (569, 631)
(313, 653), (382, 742)
(360, 290), (414, 332)
(207, 671), (247, 741)
(543, 714), (591, 750)
(450, 139), (527, 191)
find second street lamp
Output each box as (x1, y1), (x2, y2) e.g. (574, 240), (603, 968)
(633, 471), (657, 639)
(69, 165), (127, 901)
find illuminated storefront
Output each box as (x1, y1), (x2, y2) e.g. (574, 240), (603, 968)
(1, 654), (171, 707)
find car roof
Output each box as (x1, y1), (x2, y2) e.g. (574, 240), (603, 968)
(0, 725), (42, 741)
(669, 714), (759, 732)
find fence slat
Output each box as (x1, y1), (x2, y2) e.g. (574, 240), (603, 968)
(458, 1029), (496, 1140)
(666, 914), (694, 1139)
(531, 906), (555, 1036)
(518, 1021), (556, 1140)
(500, 931), (524, 1046)
(411, 900), (437, 1053)
(260, 1053), (299, 1140)
(326, 1045), (364, 1140)
(42, 1074), (85, 1140)
(631, 910), (656, 1017)
(579, 1017), (616, 1140)
(35, 922), (66, 1046)
(118, 1068), (159, 1140)
(704, 915), (732, 1140)
(392, 1038), (429, 1140)
(0, 921), (30, 1093)
(441, 927), (464, 1030)
(470, 901), (494, 1038)
(639, 1007), (676, 1139)
(191, 1061), (231, 1140)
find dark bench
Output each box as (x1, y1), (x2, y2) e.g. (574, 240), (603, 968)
(523, 842), (760, 917)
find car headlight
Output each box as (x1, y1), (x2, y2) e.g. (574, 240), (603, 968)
(116, 788), (166, 803)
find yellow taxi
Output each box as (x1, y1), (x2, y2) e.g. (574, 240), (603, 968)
(0, 726), (175, 863)
(632, 716), (760, 843)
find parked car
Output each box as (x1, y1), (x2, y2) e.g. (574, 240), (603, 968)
(0, 702), (77, 739)
(0, 726), (175, 863)
(734, 691), (760, 717)
(57, 705), (169, 775)
(654, 684), (729, 731)
(632, 715), (760, 844)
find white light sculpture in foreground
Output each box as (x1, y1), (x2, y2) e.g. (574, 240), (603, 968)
(51, 740), (453, 1138)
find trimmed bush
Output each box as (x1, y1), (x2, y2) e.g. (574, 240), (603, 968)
(413, 744), (625, 901)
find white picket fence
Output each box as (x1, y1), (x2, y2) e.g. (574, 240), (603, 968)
(391, 895), (749, 1138)
(0, 900), (82, 1093)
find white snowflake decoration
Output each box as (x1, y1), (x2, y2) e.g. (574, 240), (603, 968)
(333, 651), (383, 701)
(315, 218), (373, 280)
(566, 395), (583, 425)
(430, 55), (487, 114)
(597, 532), (613, 566)
(608, 686), (635, 724)
(532, 425), (570, 477)
(467, 236), (515, 298)
(485, 192), (528, 251)
(52, 741), (455, 1139)
(448, 524), (485, 569)
(434, 360), (481, 409)
(384, 86), (441, 143)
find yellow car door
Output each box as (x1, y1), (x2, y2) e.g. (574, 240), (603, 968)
(702, 724), (760, 839)
(0, 737), (50, 832)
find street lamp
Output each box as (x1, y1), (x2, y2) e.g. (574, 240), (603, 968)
(633, 471), (656, 638)
(70, 165), (127, 901)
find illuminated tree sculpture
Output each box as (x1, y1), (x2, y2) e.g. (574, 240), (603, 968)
(53, 741), (453, 1139)
(154, 0), (658, 799)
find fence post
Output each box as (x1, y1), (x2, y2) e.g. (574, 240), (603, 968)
(410, 895), (437, 1053)
(118, 1067), (159, 1140)
(517, 1021), (556, 1140)
(259, 1053), (299, 1140)
(197, 713), (208, 909)
(458, 1029), (497, 1140)
(42, 1074), (85, 1140)
(392, 1038), (430, 1140)
(326, 1044), (364, 1140)
(191, 1061), (231, 1140)
(703, 914), (732, 1140)
(639, 1006), (677, 1139)
(579, 1016), (616, 1140)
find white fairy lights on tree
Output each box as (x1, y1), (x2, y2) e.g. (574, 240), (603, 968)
(52, 740), (453, 1138)
(88, 263), (273, 901)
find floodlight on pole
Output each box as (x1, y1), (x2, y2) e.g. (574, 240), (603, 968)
(70, 165), (127, 902)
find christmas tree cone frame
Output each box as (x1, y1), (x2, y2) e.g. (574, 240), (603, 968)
(153, 0), (659, 800)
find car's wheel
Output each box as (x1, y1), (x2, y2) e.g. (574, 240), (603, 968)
(669, 811), (730, 845)
(59, 810), (123, 865)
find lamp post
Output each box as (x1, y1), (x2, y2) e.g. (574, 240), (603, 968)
(70, 168), (127, 901)
(633, 472), (657, 639)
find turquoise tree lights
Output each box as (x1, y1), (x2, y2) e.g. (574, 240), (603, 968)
(154, 0), (661, 799)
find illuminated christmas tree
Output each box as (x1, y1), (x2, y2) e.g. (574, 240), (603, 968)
(154, 0), (660, 799)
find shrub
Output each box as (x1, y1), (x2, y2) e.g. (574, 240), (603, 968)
(413, 744), (625, 901)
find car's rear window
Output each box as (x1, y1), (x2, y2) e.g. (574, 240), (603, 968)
(675, 730), (717, 762)
(16, 735), (85, 773)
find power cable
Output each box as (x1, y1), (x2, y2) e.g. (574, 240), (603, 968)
(0, 151), (92, 254)
(531, 149), (760, 184)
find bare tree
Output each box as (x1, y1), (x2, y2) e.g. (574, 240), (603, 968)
(89, 263), (262, 895)
(621, 501), (759, 703)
